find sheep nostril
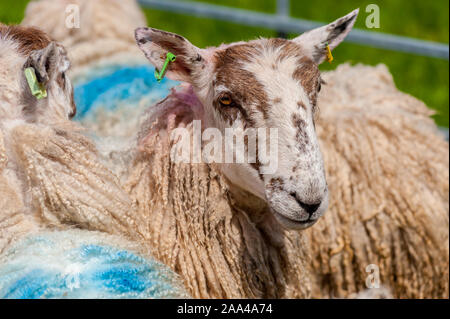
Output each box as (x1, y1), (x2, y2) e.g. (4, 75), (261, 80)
(298, 201), (321, 216)
(290, 193), (321, 217)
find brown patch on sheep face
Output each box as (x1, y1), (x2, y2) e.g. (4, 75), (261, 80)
(273, 97), (282, 104)
(274, 39), (304, 62)
(214, 44), (270, 123)
(266, 39), (321, 108)
(211, 39), (319, 127)
(268, 177), (284, 193)
(0, 25), (51, 56)
(292, 56), (321, 106)
(292, 113), (309, 152)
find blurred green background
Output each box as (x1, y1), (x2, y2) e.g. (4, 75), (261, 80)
(1, 0), (448, 127)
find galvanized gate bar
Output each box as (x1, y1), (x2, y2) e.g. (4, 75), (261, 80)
(138, 0), (449, 60)
(277, 0), (290, 17)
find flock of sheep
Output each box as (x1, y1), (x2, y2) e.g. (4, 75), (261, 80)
(0, 0), (448, 299)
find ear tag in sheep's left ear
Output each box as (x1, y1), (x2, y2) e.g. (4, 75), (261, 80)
(24, 67), (47, 99)
(155, 52), (176, 83)
(325, 42), (333, 63)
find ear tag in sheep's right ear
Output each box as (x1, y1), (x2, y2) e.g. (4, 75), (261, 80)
(24, 67), (47, 99)
(325, 42), (333, 63)
(155, 52), (176, 83)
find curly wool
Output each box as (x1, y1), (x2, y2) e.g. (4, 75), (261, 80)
(308, 63), (449, 298)
(6, 122), (145, 241)
(0, 130), (37, 254)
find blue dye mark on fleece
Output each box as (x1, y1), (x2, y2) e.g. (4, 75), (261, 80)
(4, 269), (53, 299)
(0, 231), (187, 299)
(74, 65), (177, 119)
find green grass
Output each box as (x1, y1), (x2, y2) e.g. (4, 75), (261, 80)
(0, 0), (29, 24)
(2, 0), (448, 126)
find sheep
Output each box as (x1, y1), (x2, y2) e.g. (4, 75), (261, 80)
(123, 10), (363, 299)
(0, 25), (141, 250)
(129, 12), (448, 298)
(0, 24), (188, 298)
(122, 84), (313, 298)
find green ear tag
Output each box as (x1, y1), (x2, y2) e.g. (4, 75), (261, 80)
(154, 52), (176, 83)
(24, 67), (47, 99)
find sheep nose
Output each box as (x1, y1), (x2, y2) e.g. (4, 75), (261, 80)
(298, 201), (321, 216)
(290, 193), (321, 217)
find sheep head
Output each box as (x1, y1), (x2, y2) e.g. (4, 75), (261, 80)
(0, 25), (76, 124)
(135, 9), (358, 230)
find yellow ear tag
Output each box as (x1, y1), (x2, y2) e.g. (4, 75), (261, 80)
(24, 67), (47, 100)
(325, 42), (333, 63)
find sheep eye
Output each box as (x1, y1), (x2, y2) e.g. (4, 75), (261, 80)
(318, 78), (325, 92)
(219, 94), (233, 106)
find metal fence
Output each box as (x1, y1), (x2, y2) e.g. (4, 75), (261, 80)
(138, 0), (449, 59)
(137, 0), (449, 138)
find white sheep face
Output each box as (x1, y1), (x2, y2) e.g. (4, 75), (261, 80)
(135, 9), (359, 230)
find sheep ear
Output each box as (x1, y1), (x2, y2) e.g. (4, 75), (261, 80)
(135, 27), (206, 83)
(24, 42), (70, 85)
(293, 9), (359, 64)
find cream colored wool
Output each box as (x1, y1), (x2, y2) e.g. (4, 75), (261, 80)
(6, 122), (145, 243)
(22, 0), (148, 77)
(1, 99), (144, 254)
(308, 63), (449, 299)
(0, 131), (6, 171)
(0, 175), (35, 254)
(0, 132), (37, 254)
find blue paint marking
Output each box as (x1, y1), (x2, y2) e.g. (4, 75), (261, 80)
(0, 232), (187, 299)
(3, 269), (53, 299)
(73, 65), (177, 119)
